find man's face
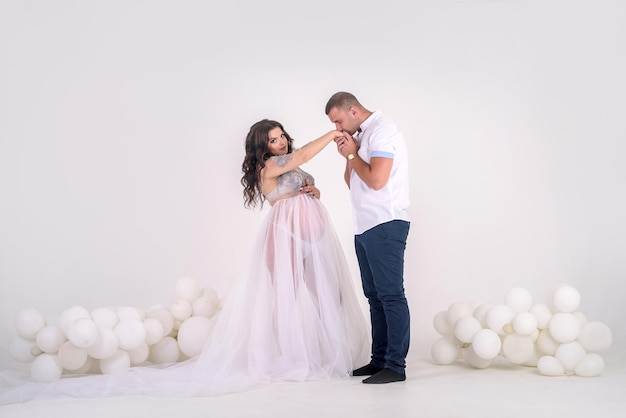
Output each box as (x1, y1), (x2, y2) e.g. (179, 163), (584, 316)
(327, 106), (359, 135)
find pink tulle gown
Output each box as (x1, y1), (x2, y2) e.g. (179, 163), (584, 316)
(0, 164), (369, 403)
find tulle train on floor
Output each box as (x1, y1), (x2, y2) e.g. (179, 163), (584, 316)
(0, 194), (369, 403)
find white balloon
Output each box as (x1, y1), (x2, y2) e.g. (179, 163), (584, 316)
(91, 307), (119, 329)
(549, 284), (581, 313)
(35, 326), (66, 353)
(114, 319), (147, 351)
(175, 276), (200, 301)
(200, 286), (219, 300)
(461, 345), (493, 369)
(472, 303), (493, 328)
(200, 286), (219, 305)
(31, 353), (63, 382)
(170, 299), (193, 322)
(454, 316), (482, 344)
(577, 321), (613, 353)
(143, 318), (165, 345)
(504, 287), (533, 312)
(574, 353), (605, 377)
(57, 341), (88, 371)
(145, 306), (174, 336)
(430, 336), (460, 365)
(177, 316), (213, 358)
(116, 306), (144, 321)
(192, 296), (219, 319)
(537, 356), (565, 376)
(447, 301), (473, 326)
(523, 346), (543, 367)
(128, 342), (150, 366)
(59, 306), (91, 338)
(68, 318), (98, 349)
(433, 310), (453, 336)
(87, 328), (119, 359)
(555, 341), (586, 372)
(536, 330), (559, 355)
(502, 334), (534, 364)
(512, 311), (538, 336)
(486, 304), (515, 335)
(100, 350), (131, 374)
(9, 336), (38, 363)
(65, 356), (94, 375)
(529, 304), (552, 329)
(471, 328), (502, 360)
(150, 336), (180, 364)
(14, 308), (46, 340)
(549, 313), (580, 343)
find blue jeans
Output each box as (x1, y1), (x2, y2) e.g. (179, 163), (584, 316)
(355, 220), (410, 374)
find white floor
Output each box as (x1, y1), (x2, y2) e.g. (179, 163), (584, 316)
(1, 341), (624, 418)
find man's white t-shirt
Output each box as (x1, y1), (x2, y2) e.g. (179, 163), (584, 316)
(350, 110), (410, 235)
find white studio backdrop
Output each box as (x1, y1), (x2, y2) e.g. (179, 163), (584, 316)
(1, 0), (624, 368)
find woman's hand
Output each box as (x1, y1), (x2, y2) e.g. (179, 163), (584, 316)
(300, 179), (320, 199)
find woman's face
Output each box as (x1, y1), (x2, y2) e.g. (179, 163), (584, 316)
(267, 127), (289, 156)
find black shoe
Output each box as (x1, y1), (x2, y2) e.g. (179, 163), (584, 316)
(351, 364), (383, 376)
(362, 368), (406, 384)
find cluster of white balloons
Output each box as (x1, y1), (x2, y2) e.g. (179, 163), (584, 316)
(430, 284), (613, 377)
(9, 277), (221, 382)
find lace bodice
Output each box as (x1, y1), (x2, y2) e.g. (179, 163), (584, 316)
(264, 157), (315, 204)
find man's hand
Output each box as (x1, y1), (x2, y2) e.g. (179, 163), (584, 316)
(334, 131), (359, 159)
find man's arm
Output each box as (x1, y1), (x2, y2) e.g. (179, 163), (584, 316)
(347, 155), (393, 191)
(336, 131), (393, 190)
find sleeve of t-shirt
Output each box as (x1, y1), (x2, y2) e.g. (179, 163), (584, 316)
(369, 125), (399, 159)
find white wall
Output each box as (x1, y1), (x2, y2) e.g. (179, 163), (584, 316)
(1, 0), (624, 363)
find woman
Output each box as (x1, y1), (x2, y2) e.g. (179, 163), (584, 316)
(235, 119), (369, 381)
(0, 120), (368, 403)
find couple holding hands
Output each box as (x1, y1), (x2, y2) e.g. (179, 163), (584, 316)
(240, 91), (411, 386)
(0, 91), (411, 403)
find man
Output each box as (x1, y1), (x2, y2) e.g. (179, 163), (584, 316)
(325, 91), (411, 384)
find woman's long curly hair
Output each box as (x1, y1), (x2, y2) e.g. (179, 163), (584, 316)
(241, 119), (294, 209)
